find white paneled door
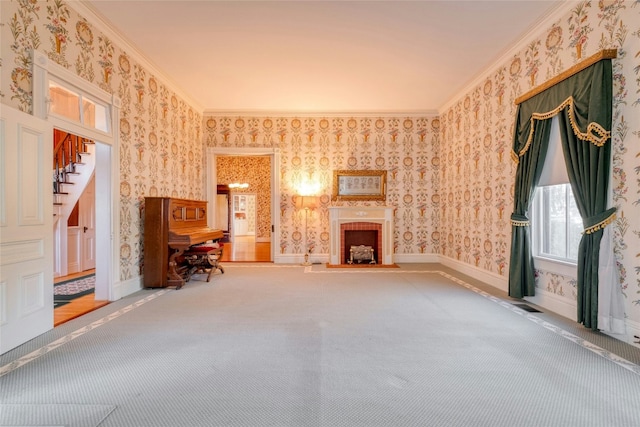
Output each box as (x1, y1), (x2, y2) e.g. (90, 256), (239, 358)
(0, 106), (54, 354)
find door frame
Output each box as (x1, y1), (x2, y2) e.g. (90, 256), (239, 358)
(32, 50), (121, 301)
(206, 148), (280, 262)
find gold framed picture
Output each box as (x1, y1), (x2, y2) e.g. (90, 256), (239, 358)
(332, 169), (387, 201)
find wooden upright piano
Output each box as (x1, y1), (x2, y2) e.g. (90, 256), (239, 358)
(143, 197), (223, 289)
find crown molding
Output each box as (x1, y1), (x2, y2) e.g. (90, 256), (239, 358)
(438, 0), (574, 113)
(202, 109), (439, 118)
(71, 0), (204, 112)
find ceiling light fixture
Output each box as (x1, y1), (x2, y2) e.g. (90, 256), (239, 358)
(228, 183), (249, 189)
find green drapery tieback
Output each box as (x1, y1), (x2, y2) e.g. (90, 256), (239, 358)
(510, 213), (530, 227)
(583, 207), (617, 235)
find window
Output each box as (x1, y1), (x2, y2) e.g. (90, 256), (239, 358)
(532, 115), (581, 267)
(48, 80), (110, 133)
(533, 183), (582, 263)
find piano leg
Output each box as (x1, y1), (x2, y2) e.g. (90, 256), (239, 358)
(167, 247), (187, 289)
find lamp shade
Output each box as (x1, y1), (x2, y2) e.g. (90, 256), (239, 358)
(295, 195), (318, 210)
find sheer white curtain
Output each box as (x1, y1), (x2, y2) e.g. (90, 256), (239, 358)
(598, 201), (625, 334)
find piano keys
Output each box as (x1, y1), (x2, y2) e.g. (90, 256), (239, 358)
(143, 197), (223, 289)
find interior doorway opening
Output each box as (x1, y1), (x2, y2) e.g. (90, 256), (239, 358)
(208, 150), (278, 263)
(53, 129), (110, 326)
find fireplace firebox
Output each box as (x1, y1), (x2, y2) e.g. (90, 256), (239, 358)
(343, 227), (380, 264)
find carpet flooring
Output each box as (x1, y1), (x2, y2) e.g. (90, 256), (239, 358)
(1, 264), (640, 427)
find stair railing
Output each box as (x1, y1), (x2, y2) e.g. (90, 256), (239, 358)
(53, 133), (92, 196)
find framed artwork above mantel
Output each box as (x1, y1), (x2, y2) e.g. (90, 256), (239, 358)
(332, 169), (387, 201)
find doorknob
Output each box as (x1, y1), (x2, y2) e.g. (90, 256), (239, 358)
(83, 226), (88, 232)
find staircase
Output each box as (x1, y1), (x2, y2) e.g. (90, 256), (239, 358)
(53, 132), (96, 224)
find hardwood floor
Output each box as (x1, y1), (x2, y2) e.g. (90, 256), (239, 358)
(220, 235), (271, 262)
(54, 269), (109, 327)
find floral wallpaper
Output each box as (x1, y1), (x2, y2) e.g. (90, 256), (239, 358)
(1, 0), (205, 281)
(439, 0), (640, 335)
(203, 116), (440, 257)
(216, 156), (271, 240)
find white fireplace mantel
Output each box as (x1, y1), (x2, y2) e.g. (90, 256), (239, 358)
(328, 206), (394, 265)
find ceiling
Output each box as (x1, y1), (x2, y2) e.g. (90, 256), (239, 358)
(83, 0), (562, 114)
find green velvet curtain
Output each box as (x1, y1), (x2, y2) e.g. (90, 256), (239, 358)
(508, 59), (614, 329)
(508, 119), (551, 298)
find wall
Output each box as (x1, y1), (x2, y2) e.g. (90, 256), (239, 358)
(203, 116), (440, 258)
(439, 0), (640, 342)
(1, 0), (204, 282)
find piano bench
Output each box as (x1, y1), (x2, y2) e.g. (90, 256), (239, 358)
(183, 245), (224, 282)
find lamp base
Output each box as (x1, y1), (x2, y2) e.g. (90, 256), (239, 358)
(302, 252), (312, 266)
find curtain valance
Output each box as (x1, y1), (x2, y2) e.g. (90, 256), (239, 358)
(512, 59), (611, 163)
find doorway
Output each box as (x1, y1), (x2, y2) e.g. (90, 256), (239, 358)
(225, 193), (269, 261)
(32, 49), (119, 317)
(207, 149), (279, 263)
(53, 132), (109, 326)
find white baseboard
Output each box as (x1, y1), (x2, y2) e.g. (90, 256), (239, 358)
(438, 255), (508, 293)
(273, 254), (331, 264)
(626, 319), (640, 349)
(273, 253), (438, 265)
(604, 318), (640, 349)
(114, 276), (142, 301)
(273, 254), (298, 264)
(524, 288), (577, 321)
(393, 253), (439, 263)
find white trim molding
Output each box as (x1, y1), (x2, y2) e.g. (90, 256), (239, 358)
(438, 255), (509, 293)
(202, 110), (439, 118)
(524, 288), (577, 321)
(114, 276), (143, 302)
(394, 253), (439, 264)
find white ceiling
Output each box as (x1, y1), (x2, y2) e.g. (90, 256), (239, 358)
(83, 0), (562, 114)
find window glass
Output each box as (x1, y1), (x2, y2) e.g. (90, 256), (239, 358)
(83, 97), (109, 132)
(536, 183), (581, 263)
(49, 81), (80, 121)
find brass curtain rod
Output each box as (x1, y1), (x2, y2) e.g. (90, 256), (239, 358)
(514, 49), (618, 105)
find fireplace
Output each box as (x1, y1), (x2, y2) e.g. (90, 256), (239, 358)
(328, 206), (393, 265)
